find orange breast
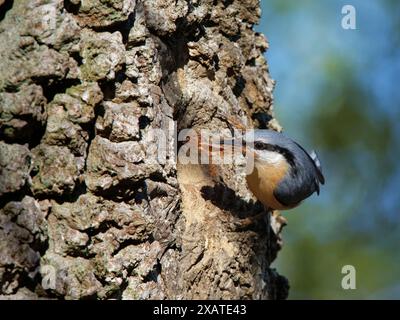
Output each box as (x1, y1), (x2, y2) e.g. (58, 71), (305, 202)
(246, 160), (291, 210)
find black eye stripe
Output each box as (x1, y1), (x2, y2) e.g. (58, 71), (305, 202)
(253, 141), (296, 168)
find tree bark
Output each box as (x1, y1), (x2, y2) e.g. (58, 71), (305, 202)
(0, 0), (288, 299)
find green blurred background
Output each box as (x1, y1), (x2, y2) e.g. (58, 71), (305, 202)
(257, 0), (400, 299)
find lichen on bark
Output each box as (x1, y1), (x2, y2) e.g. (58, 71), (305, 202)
(0, 0), (288, 299)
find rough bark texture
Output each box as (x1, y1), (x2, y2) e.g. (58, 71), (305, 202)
(0, 0), (289, 299)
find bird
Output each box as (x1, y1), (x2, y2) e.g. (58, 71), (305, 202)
(242, 130), (324, 210)
(201, 129), (325, 211)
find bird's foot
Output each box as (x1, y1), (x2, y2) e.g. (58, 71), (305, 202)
(270, 210), (287, 234)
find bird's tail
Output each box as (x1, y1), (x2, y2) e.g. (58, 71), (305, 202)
(310, 150), (325, 184)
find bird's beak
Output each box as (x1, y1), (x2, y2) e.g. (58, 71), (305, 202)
(199, 137), (254, 160)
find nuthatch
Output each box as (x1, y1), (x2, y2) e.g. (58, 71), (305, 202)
(217, 129), (325, 211)
(244, 130), (324, 210)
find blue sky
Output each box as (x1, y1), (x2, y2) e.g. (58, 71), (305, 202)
(256, 0), (400, 298)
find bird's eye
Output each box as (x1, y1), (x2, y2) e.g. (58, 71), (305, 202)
(254, 141), (269, 150)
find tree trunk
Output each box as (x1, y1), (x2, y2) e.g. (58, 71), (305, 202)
(0, 0), (288, 299)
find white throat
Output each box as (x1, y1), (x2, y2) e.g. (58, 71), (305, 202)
(256, 150), (286, 166)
